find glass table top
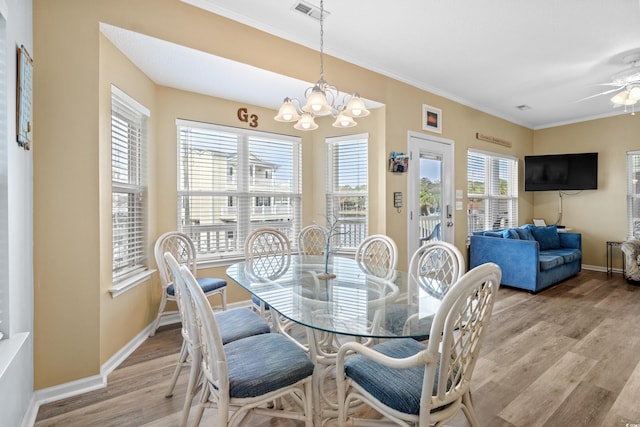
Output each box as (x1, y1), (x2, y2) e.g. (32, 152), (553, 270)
(226, 255), (448, 339)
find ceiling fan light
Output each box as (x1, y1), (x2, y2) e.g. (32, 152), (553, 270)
(293, 112), (318, 131)
(274, 98), (301, 122)
(628, 85), (640, 102)
(611, 90), (631, 105)
(302, 86), (332, 116)
(332, 111), (357, 128)
(343, 93), (370, 117)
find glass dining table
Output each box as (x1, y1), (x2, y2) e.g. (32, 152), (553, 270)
(226, 254), (448, 342)
(226, 254), (449, 421)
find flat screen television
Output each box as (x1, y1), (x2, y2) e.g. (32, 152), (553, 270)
(524, 152), (598, 191)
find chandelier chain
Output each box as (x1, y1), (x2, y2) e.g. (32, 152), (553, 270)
(319, 0), (325, 81)
(273, 0), (369, 130)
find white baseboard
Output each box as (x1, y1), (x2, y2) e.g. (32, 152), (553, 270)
(23, 299), (253, 426)
(579, 264), (626, 274)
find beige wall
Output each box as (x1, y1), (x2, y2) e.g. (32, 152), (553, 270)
(34, 0), (101, 389)
(98, 34), (158, 366)
(34, 0), (538, 389)
(533, 114), (640, 268)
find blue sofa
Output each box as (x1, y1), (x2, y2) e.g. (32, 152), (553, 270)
(469, 224), (581, 293)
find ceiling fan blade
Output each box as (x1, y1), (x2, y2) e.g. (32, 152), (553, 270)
(575, 86), (624, 103)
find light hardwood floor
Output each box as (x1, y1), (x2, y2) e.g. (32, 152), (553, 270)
(35, 270), (640, 426)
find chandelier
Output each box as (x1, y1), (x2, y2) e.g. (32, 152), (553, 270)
(274, 0), (369, 131)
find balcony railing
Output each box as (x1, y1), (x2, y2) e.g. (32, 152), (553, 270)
(219, 205), (294, 221)
(182, 218), (368, 256)
(419, 214), (440, 241)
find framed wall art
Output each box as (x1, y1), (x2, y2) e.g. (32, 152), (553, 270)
(422, 104), (442, 134)
(17, 45), (33, 150)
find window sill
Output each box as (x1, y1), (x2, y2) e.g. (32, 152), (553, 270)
(0, 332), (28, 379)
(109, 269), (156, 298)
(198, 255), (243, 270)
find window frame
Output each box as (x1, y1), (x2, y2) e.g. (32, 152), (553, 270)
(467, 148), (519, 233)
(326, 134), (369, 252)
(176, 120), (302, 263)
(627, 151), (640, 239)
(110, 86), (151, 294)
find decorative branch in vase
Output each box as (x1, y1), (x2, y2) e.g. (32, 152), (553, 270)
(317, 213), (348, 280)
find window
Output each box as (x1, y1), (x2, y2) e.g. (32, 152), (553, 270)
(177, 120), (302, 260)
(467, 149), (518, 233)
(326, 134), (368, 250)
(111, 86), (149, 284)
(0, 12), (6, 340)
(627, 151), (640, 238)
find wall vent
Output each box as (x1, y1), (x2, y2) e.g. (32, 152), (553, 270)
(292, 1), (328, 21)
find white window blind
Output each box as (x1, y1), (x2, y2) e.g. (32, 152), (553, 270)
(467, 149), (518, 233)
(177, 120), (301, 259)
(627, 151), (640, 238)
(0, 13), (6, 340)
(111, 86), (149, 283)
(326, 134), (368, 249)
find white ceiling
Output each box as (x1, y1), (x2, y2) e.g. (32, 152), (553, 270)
(102, 0), (640, 130)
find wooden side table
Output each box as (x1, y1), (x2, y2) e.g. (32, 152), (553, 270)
(606, 241), (624, 276)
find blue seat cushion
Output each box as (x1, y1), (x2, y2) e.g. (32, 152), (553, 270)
(345, 338), (439, 415)
(382, 304), (431, 341)
(252, 294), (270, 310)
(542, 248), (582, 264)
(215, 308), (270, 344)
(224, 333), (314, 398)
(538, 254), (564, 271)
(167, 276), (227, 296)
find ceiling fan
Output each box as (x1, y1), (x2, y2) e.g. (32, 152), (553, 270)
(585, 54), (640, 109)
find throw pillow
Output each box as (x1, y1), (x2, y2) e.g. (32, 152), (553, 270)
(483, 231), (503, 238)
(530, 225), (561, 250)
(515, 225), (535, 241)
(503, 228), (520, 239)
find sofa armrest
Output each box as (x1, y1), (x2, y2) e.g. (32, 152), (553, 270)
(469, 235), (540, 291)
(558, 232), (581, 250)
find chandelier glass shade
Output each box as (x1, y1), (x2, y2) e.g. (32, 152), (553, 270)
(274, 0), (369, 131)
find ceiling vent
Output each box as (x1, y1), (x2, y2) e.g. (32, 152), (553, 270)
(292, 1), (328, 21)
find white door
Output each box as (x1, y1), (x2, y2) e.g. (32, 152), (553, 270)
(407, 132), (454, 258)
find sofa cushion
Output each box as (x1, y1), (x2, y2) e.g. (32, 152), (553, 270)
(530, 225), (561, 250)
(516, 225), (536, 241)
(542, 248), (581, 264)
(503, 228), (520, 239)
(539, 254), (564, 270)
(483, 231), (503, 238)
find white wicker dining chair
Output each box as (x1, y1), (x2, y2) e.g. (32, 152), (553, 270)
(336, 262), (501, 427)
(163, 253), (270, 427)
(409, 240), (466, 298)
(298, 224), (329, 255)
(151, 231), (227, 337)
(179, 263), (315, 427)
(386, 240), (466, 337)
(355, 234), (399, 280)
(244, 227), (292, 318)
